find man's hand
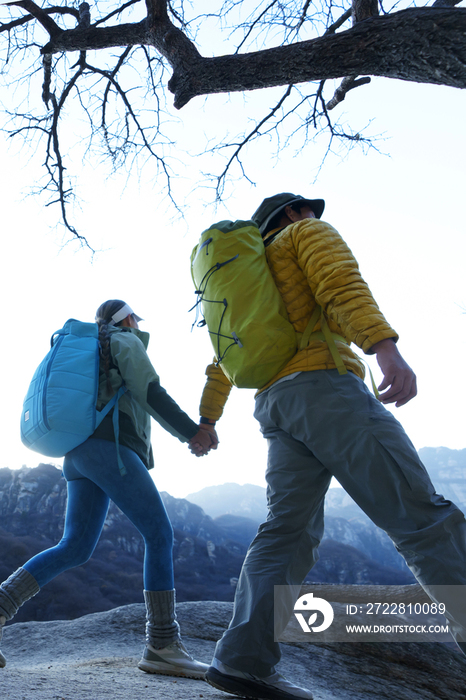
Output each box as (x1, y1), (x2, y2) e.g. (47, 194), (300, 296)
(372, 339), (417, 407)
(199, 423), (219, 447)
(188, 424), (219, 457)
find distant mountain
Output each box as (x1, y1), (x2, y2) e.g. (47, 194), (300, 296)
(186, 482), (268, 522)
(418, 447), (466, 508)
(0, 464), (246, 621)
(187, 447), (466, 578)
(4, 448), (462, 622)
(322, 447), (466, 572)
(324, 447), (466, 518)
(185, 482), (412, 574)
(187, 448), (466, 523)
(185, 483), (414, 581)
(305, 539), (413, 586)
(324, 488), (365, 521)
(213, 514), (263, 548)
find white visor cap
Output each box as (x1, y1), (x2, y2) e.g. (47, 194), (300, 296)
(110, 303), (143, 326)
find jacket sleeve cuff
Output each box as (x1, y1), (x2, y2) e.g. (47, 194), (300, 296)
(364, 333), (399, 355)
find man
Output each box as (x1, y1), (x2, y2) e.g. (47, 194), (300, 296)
(198, 193), (466, 700)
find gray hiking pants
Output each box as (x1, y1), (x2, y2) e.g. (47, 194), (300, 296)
(214, 370), (466, 677)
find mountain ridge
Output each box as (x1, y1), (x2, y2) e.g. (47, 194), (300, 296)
(2, 447), (464, 622)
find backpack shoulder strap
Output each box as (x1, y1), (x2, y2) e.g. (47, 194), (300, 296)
(299, 305), (348, 376)
(96, 386), (128, 476)
(299, 306), (322, 351)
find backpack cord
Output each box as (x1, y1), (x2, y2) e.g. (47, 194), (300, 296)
(191, 256), (241, 362)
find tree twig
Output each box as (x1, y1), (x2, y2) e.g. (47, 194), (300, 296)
(326, 75), (371, 110)
(4, 0), (62, 37)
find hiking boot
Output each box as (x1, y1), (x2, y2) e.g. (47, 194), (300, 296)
(0, 568), (40, 669)
(138, 639), (209, 679)
(205, 665), (314, 700)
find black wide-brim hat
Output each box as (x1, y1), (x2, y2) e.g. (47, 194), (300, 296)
(252, 192), (325, 235)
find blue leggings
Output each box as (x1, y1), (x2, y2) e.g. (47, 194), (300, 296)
(23, 439), (174, 591)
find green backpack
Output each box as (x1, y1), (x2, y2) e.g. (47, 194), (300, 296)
(190, 219), (299, 389)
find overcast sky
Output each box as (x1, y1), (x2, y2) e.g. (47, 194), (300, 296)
(1, 70), (465, 498)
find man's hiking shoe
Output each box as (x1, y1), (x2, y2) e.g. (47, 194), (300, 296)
(138, 639), (208, 679)
(205, 665), (313, 700)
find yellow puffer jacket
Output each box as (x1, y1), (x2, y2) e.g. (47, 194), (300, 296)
(199, 218), (397, 421)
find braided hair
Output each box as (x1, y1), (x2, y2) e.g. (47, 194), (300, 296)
(95, 299), (128, 390)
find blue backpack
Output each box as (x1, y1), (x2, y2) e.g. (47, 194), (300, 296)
(20, 319), (127, 474)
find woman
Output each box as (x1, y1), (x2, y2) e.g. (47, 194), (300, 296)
(0, 300), (214, 677)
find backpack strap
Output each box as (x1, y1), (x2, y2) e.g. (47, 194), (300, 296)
(112, 387), (128, 477)
(299, 306), (323, 351)
(299, 305), (348, 376)
(299, 306), (380, 396)
(100, 333), (129, 476)
(96, 385), (128, 477)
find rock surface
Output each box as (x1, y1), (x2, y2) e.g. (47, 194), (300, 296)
(1, 601), (466, 700)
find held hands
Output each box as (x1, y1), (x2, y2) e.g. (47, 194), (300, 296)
(372, 339), (417, 407)
(188, 423), (219, 457)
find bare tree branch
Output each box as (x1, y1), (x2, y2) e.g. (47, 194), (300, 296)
(213, 84), (294, 199)
(234, 1), (279, 54)
(0, 4), (78, 31)
(94, 0), (140, 28)
(42, 52), (53, 106)
(324, 8), (352, 35)
(323, 0), (377, 114)
(352, 0), (379, 24)
(432, 0), (463, 6)
(26, 8), (465, 109)
(1, 0), (465, 242)
(4, 0), (62, 37)
(46, 65), (91, 247)
(326, 76), (372, 110)
(78, 2), (90, 29)
(171, 8), (466, 108)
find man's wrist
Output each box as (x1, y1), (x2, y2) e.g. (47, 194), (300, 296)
(200, 416), (216, 425)
(370, 337), (397, 354)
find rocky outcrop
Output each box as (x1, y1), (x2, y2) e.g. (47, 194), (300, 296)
(1, 600), (466, 700)
(0, 465), (67, 541)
